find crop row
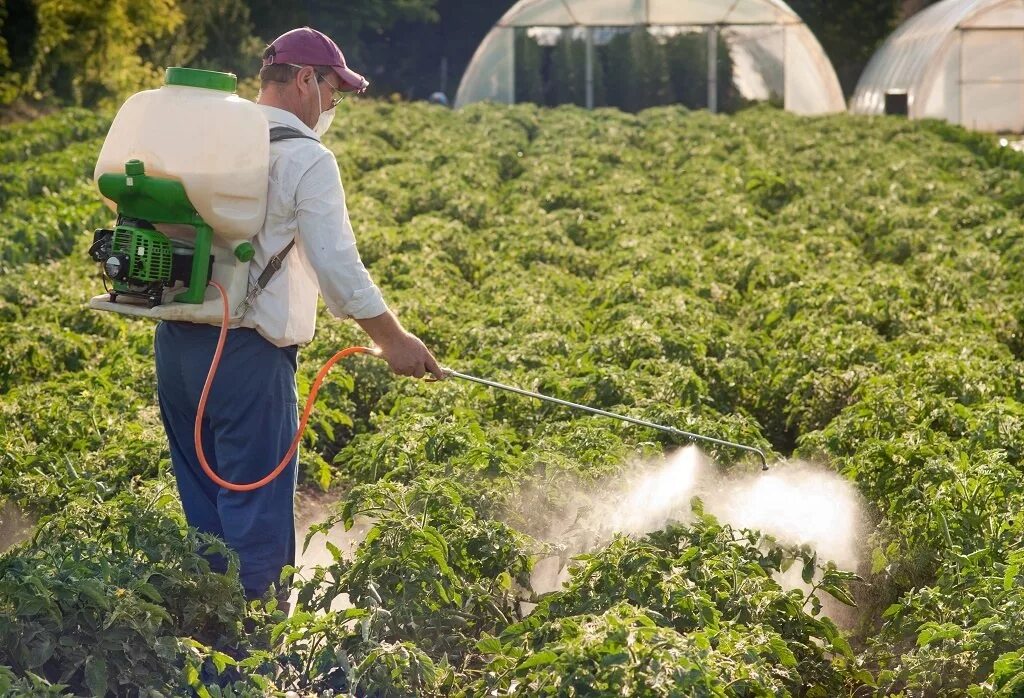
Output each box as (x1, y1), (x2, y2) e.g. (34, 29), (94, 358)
(0, 109), (110, 164)
(0, 116), (110, 272)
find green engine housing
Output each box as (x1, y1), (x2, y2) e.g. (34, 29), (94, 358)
(111, 224), (174, 284)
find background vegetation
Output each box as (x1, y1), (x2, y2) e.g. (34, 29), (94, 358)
(0, 100), (1022, 694)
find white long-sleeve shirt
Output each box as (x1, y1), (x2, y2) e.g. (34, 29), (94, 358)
(238, 105), (388, 347)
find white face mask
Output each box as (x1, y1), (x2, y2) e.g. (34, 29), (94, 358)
(310, 73), (336, 137)
(315, 103), (336, 137)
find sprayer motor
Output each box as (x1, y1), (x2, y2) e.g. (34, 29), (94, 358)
(90, 218), (211, 308)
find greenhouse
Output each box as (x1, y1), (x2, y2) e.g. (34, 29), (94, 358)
(851, 0), (1024, 133)
(454, 0), (846, 115)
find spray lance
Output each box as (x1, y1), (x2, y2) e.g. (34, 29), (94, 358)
(195, 283), (768, 492)
(440, 369), (769, 471)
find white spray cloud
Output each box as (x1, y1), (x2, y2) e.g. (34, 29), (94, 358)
(607, 446), (704, 535)
(524, 447), (868, 623)
(704, 462), (863, 570)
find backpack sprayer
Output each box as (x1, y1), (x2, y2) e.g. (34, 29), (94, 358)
(89, 68), (266, 321)
(88, 68), (769, 493)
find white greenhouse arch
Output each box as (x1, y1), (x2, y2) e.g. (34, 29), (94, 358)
(454, 0), (845, 115)
(851, 0), (1024, 132)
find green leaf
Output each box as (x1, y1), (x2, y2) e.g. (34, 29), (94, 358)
(821, 582), (857, 607)
(679, 546), (700, 563)
(830, 634), (854, 658)
(185, 659), (200, 683)
(801, 554), (817, 584)
(769, 637), (797, 668)
(77, 579), (109, 609)
(84, 656), (108, 697)
(434, 579), (451, 604)
(517, 650), (558, 671)
(1004, 564), (1020, 591)
(881, 603), (903, 619)
(476, 634), (503, 655)
(135, 581), (163, 603)
(871, 547), (888, 575)
(325, 540), (343, 562)
(210, 650), (236, 674)
(917, 622), (962, 647)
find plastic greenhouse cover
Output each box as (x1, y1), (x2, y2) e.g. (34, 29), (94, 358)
(455, 28), (514, 108)
(959, 0), (1024, 27)
(500, 0), (802, 27)
(457, 0), (845, 113)
(726, 25), (785, 102)
(851, 0), (1024, 117)
(500, 0), (577, 26)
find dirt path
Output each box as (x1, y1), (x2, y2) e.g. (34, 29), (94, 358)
(0, 501), (35, 553)
(290, 487), (372, 612)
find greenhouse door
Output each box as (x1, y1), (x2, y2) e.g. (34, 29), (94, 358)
(960, 29), (1024, 133)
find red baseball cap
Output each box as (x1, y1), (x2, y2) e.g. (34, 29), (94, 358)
(263, 27), (369, 93)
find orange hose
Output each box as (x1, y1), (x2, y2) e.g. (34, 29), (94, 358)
(194, 281), (376, 492)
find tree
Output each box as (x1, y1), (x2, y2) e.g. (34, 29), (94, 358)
(600, 30), (630, 112)
(600, 28), (672, 114)
(0, 0), (445, 107)
(146, 0), (264, 79)
(0, 1), (17, 103)
(243, 0), (440, 91)
(549, 30), (586, 107)
(664, 31), (707, 110)
(633, 29), (672, 110)
(344, 0), (503, 99)
(245, 0), (439, 47)
(4, 0), (183, 106)
(514, 29), (544, 105)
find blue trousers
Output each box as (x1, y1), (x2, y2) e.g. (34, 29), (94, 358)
(155, 321), (298, 600)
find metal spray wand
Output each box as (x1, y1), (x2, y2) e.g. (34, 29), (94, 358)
(441, 368), (769, 471)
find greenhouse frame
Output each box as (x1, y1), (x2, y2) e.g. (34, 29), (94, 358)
(454, 0), (845, 115)
(851, 0), (1024, 133)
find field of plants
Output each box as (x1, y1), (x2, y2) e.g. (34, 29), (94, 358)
(1, 101), (1024, 696)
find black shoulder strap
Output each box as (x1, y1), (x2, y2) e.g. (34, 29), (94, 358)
(262, 126), (316, 275)
(269, 125), (318, 143)
(264, 124), (307, 268)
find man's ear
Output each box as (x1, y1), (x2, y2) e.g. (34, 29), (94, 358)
(294, 66), (315, 90)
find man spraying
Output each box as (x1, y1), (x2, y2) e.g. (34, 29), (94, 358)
(154, 27), (442, 609)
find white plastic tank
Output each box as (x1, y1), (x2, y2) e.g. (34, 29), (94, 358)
(94, 67), (269, 241)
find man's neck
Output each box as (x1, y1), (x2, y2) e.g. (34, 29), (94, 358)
(257, 90), (304, 125)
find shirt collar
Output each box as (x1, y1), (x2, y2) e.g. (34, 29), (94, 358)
(258, 104), (320, 141)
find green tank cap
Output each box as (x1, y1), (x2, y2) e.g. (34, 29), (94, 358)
(125, 159), (145, 176)
(165, 67), (237, 93)
(234, 242), (255, 262)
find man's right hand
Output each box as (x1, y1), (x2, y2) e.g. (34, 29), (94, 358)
(354, 311), (444, 380)
(378, 331), (444, 380)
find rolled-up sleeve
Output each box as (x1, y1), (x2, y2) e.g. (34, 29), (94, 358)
(295, 151), (388, 320)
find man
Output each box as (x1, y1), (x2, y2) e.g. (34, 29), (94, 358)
(154, 27), (442, 608)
